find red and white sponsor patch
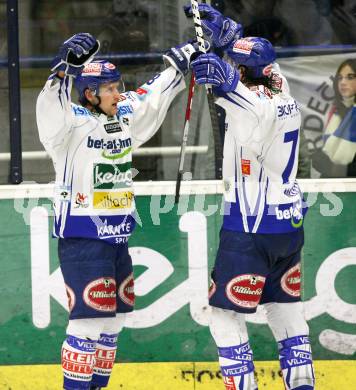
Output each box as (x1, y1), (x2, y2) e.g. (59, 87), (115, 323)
(65, 284), (76, 312)
(233, 38), (254, 55)
(104, 62), (116, 70)
(208, 279), (217, 299)
(281, 263), (301, 297)
(83, 62), (103, 76)
(241, 159), (251, 176)
(83, 277), (117, 312)
(118, 273), (135, 306)
(62, 348), (95, 377)
(94, 348), (117, 374)
(226, 274), (266, 309)
(135, 87), (148, 96)
(223, 376), (237, 390)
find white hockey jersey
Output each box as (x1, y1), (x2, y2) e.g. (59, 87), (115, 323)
(217, 71), (306, 234)
(37, 67), (185, 244)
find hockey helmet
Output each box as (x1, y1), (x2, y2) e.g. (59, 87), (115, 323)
(74, 60), (123, 103)
(227, 37), (276, 78)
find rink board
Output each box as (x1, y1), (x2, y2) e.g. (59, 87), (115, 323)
(0, 361), (355, 389)
(0, 180), (355, 386)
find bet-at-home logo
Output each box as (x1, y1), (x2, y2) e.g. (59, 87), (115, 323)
(93, 162), (132, 189)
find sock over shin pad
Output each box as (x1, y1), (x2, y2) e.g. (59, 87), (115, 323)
(91, 333), (118, 388)
(278, 335), (315, 390)
(62, 335), (96, 389)
(218, 342), (257, 390)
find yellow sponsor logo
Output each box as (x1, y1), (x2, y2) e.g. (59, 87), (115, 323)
(93, 191), (133, 209)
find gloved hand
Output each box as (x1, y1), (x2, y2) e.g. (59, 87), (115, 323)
(184, 3), (243, 49)
(51, 33), (100, 77)
(163, 40), (209, 75)
(190, 53), (239, 93)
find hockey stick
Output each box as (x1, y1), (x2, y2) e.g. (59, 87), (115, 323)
(175, 73), (196, 204)
(190, 0), (223, 180)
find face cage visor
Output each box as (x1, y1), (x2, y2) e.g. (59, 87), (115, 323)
(87, 78), (125, 98)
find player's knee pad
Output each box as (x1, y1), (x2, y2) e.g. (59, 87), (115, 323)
(209, 307), (248, 346)
(66, 317), (107, 341)
(278, 335), (315, 390)
(264, 302), (309, 341)
(101, 313), (126, 334)
(209, 308), (257, 390)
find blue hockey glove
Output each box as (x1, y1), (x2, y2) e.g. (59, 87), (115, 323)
(191, 53), (239, 93)
(51, 33), (100, 77)
(163, 40), (209, 75)
(184, 3), (243, 49)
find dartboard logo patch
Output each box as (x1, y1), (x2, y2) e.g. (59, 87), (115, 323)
(65, 284), (76, 312)
(208, 279), (217, 299)
(83, 277), (117, 312)
(281, 263), (301, 297)
(119, 273), (135, 306)
(226, 274), (266, 309)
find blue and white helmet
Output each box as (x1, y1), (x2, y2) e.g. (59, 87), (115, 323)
(74, 60), (122, 103)
(227, 37), (276, 78)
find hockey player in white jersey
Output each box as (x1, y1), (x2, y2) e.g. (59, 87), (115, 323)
(187, 4), (315, 390)
(36, 32), (198, 390)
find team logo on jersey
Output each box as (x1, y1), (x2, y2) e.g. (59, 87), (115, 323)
(74, 192), (89, 208)
(118, 273), (135, 306)
(83, 277), (117, 312)
(57, 185), (71, 202)
(65, 284), (76, 312)
(226, 274), (266, 309)
(241, 159), (251, 176)
(93, 191), (134, 209)
(281, 263), (301, 297)
(93, 163), (132, 190)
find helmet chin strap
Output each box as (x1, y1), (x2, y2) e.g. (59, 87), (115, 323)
(90, 94), (108, 116)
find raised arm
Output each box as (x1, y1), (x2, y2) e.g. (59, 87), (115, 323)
(127, 41), (201, 149)
(36, 33), (99, 156)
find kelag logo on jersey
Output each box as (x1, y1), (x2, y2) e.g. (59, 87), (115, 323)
(93, 162), (132, 189)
